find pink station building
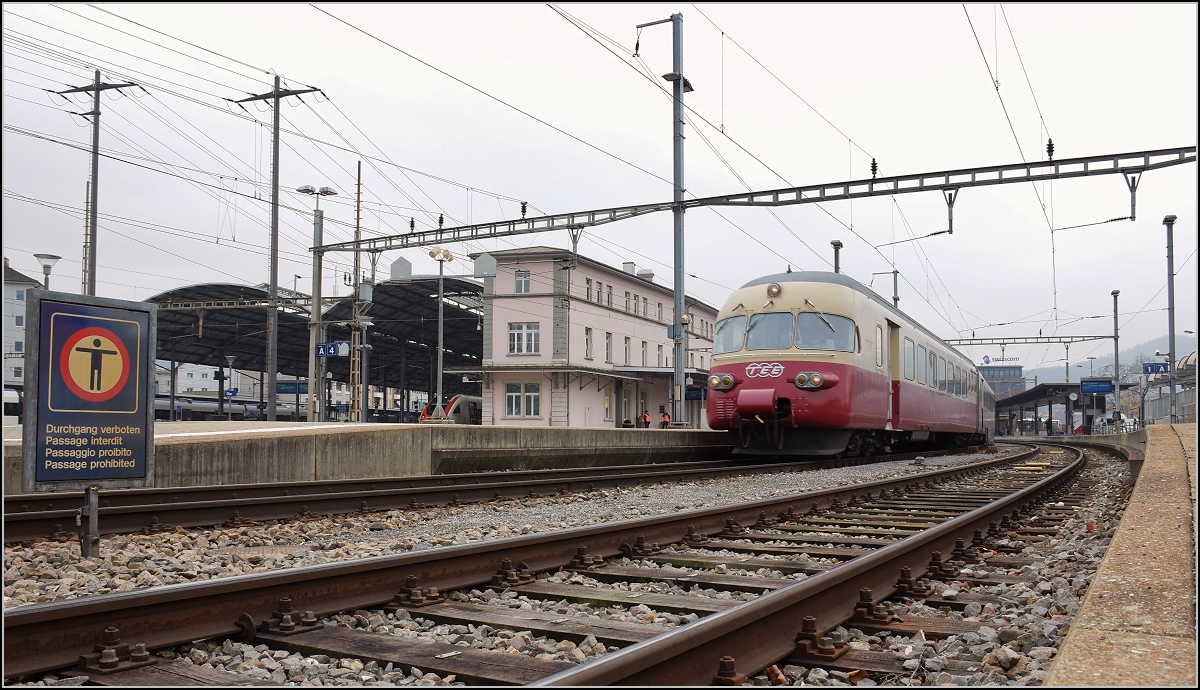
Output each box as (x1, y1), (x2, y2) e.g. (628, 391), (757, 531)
(456, 247), (718, 428)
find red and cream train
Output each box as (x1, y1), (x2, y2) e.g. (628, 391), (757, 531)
(705, 271), (994, 456)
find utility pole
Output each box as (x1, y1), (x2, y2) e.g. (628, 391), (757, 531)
(58, 70), (137, 296)
(1163, 214), (1177, 423)
(349, 162), (364, 422)
(234, 76), (318, 421)
(637, 13), (690, 427)
(81, 181), (90, 294)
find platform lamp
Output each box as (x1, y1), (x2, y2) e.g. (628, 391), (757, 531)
(225, 355), (236, 420)
(298, 184), (338, 424)
(429, 246), (454, 417)
(33, 253), (61, 291)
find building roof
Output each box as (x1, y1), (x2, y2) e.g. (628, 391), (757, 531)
(3, 258), (41, 287)
(470, 246), (719, 314)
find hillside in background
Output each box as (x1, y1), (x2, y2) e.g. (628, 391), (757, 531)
(1018, 334), (1196, 385)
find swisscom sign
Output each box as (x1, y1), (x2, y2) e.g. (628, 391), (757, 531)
(23, 291), (156, 492)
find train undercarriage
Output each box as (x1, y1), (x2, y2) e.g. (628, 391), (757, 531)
(730, 418), (989, 458)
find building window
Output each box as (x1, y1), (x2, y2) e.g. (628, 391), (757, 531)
(14, 341), (22, 353)
(643, 297), (649, 317)
(903, 338), (915, 381)
(605, 332), (612, 362)
(505, 382), (541, 417)
(201, 372), (208, 379)
(657, 302), (663, 321)
(514, 270), (531, 294)
(606, 285), (612, 307)
(13, 366), (22, 378)
(603, 386), (613, 420)
(508, 322), (540, 354)
(187, 372), (194, 378)
(633, 294), (639, 315)
(186, 386), (193, 392)
(690, 352), (695, 367)
(14, 316), (23, 327)
(657, 344), (663, 367)
(15, 289), (24, 301)
(623, 337), (630, 365)
(584, 328), (594, 359)
(641, 341), (647, 366)
(585, 278), (593, 301)
(917, 345), (927, 385)
(625, 291), (631, 312)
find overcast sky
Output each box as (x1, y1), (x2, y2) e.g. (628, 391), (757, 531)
(3, 3), (1196, 375)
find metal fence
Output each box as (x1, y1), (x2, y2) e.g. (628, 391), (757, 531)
(1142, 387), (1197, 424)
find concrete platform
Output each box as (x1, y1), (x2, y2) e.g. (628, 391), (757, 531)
(4, 422), (731, 491)
(1045, 423), (1197, 686)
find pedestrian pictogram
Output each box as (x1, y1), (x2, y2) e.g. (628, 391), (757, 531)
(61, 327), (130, 402)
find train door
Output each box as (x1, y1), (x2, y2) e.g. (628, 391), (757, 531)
(887, 321), (901, 429)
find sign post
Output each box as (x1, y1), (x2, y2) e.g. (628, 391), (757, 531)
(23, 291), (156, 555)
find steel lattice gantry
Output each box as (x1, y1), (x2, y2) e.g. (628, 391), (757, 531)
(316, 147), (1196, 254)
(147, 278), (484, 402)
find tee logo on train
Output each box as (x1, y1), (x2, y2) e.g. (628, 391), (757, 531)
(744, 362), (785, 378)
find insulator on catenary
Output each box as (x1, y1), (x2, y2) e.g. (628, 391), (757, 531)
(870, 158), (878, 178)
(521, 201), (527, 219)
(1046, 138), (1055, 161)
(438, 214), (444, 228)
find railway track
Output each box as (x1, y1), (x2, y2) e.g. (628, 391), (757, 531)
(4, 444), (1088, 685)
(3, 447), (970, 544)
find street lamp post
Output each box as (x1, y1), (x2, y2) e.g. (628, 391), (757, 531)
(1111, 290), (1120, 426)
(225, 355), (236, 420)
(1163, 214), (1177, 423)
(298, 185), (337, 423)
(429, 246), (454, 418)
(33, 254), (61, 291)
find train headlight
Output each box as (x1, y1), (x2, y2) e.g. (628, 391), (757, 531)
(708, 374), (735, 390)
(766, 283), (782, 298)
(795, 371), (839, 389)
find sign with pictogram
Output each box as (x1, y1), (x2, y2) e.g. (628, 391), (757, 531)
(23, 291), (156, 492)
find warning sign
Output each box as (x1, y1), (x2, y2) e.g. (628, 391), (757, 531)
(24, 293), (156, 492)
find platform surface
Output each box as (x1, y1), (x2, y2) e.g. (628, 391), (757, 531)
(1046, 423), (1197, 686)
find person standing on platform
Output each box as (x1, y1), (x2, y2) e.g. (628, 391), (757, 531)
(660, 410), (671, 428)
(641, 410), (651, 428)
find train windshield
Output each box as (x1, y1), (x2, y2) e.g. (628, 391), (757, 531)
(746, 312), (794, 350)
(712, 316), (747, 354)
(795, 312), (856, 351)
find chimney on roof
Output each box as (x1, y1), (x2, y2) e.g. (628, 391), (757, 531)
(636, 268), (654, 281)
(622, 262), (636, 275)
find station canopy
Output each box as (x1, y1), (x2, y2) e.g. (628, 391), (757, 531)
(994, 381), (1135, 414)
(146, 277), (484, 399)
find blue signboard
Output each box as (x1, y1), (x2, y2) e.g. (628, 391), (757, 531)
(225, 388), (238, 397)
(1080, 379), (1112, 394)
(276, 381), (309, 395)
(25, 292), (156, 492)
(1143, 362), (1169, 375)
(317, 341), (351, 357)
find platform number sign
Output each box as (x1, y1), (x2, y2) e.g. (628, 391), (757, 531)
(23, 291), (156, 492)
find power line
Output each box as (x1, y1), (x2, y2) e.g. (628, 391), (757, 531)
(310, 4), (674, 188)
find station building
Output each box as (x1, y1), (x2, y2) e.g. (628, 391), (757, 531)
(455, 247), (718, 428)
(3, 257), (40, 390)
(979, 362), (1027, 399)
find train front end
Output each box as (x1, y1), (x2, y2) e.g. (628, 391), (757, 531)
(706, 273), (877, 456)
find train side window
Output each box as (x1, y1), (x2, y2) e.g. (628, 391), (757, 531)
(954, 367), (961, 396)
(874, 325), (884, 366)
(917, 345), (927, 385)
(928, 351), (937, 387)
(938, 357), (947, 392)
(903, 338), (915, 380)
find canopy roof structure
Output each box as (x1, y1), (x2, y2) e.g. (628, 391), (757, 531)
(146, 277), (484, 399)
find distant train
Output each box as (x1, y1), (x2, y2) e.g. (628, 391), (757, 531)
(706, 271), (994, 457)
(418, 394), (483, 425)
(154, 396), (305, 422)
(3, 388), (21, 426)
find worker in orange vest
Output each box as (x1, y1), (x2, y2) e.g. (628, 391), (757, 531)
(660, 410), (671, 428)
(641, 410), (651, 428)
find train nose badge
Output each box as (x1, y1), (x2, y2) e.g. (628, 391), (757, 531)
(745, 362), (784, 378)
